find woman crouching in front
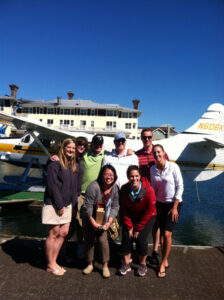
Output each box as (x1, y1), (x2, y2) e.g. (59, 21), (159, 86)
(119, 165), (157, 277)
(42, 138), (80, 276)
(82, 164), (119, 278)
(150, 144), (184, 278)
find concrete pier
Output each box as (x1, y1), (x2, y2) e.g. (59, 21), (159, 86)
(0, 236), (223, 300)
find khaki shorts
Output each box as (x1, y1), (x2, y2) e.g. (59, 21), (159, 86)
(76, 194), (85, 227)
(42, 204), (72, 225)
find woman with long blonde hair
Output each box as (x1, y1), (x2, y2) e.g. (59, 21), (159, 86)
(42, 138), (82, 275)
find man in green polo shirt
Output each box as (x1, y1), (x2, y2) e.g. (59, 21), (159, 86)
(75, 135), (105, 259)
(81, 135), (105, 193)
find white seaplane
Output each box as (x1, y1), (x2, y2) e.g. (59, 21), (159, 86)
(0, 103), (223, 183)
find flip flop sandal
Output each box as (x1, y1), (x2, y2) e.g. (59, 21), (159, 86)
(60, 266), (67, 272)
(157, 271), (166, 278)
(46, 268), (64, 276)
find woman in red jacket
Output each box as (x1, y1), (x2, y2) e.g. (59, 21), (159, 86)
(119, 165), (157, 277)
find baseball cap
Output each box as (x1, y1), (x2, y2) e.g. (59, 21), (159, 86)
(114, 132), (126, 141)
(91, 135), (104, 145)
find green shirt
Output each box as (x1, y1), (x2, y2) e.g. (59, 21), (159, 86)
(81, 149), (105, 193)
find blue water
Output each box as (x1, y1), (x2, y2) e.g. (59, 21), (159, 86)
(175, 174), (224, 246)
(0, 163), (223, 246)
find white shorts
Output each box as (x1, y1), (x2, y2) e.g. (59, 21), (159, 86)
(42, 204), (72, 225)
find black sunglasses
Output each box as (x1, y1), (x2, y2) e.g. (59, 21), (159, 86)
(77, 141), (87, 147)
(116, 138), (126, 144)
(142, 136), (152, 140)
(93, 142), (103, 147)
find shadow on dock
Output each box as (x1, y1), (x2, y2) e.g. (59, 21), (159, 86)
(1, 237), (46, 270)
(0, 236), (224, 300)
(0, 237), (125, 272)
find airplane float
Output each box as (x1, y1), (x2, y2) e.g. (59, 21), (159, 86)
(0, 103), (223, 183)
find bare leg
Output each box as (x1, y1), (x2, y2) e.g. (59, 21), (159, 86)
(148, 223), (160, 265)
(123, 253), (132, 265)
(159, 230), (172, 277)
(45, 223), (70, 270)
(153, 228), (160, 252)
(54, 223), (70, 267)
(45, 225), (60, 270)
(139, 255), (147, 265)
(160, 233), (165, 258)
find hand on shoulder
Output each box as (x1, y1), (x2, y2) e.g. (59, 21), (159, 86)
(50, 155), (59, 161)
(126, 148), (133, 156)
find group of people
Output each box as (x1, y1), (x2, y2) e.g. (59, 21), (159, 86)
(42, 129), (184, 279)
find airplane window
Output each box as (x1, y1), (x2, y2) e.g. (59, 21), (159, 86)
(22, 135), (30, 143)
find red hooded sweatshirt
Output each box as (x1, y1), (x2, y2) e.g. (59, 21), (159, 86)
(120, 177), (157, 232)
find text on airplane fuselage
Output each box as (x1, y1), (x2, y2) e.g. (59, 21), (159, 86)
(198, 123), (224, 131)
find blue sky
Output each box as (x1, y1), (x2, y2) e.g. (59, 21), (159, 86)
(1, 0), (224, 131)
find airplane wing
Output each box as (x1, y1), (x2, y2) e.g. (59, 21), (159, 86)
(0, 112), (94, 141)
(189, 137), (224, 148)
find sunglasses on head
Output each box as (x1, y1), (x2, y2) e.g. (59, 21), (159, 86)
(142, 136), (152, 140)
(116, 138), (126, 144)
(77, 141), (87, 147)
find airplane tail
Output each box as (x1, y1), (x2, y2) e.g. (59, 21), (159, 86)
(184, 103), (224, 141)
(181, 103), (224, 181)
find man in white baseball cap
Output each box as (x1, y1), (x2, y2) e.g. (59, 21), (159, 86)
(102, 132), (139, 188)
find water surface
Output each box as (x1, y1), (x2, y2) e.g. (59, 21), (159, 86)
(0, 162), (223, 246)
